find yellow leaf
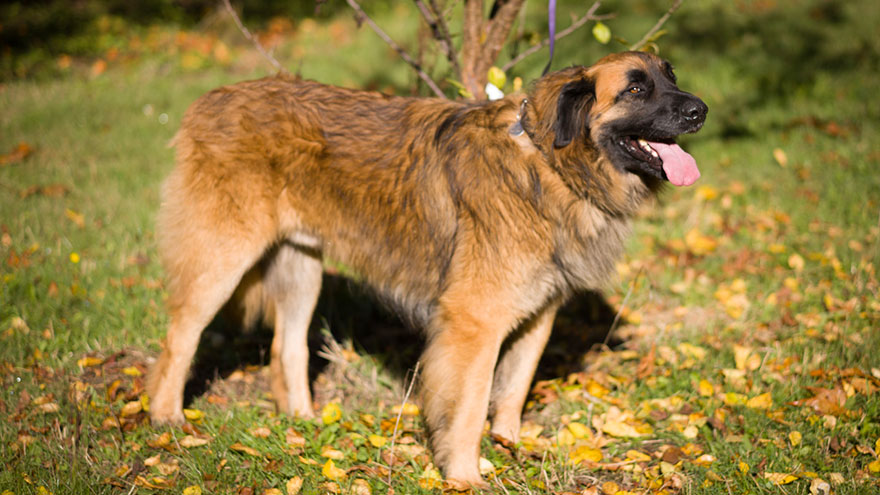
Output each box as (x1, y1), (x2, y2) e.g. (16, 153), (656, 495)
(391, 403), (420, 416)
(773, 148), (788, 167)
(419, 467), (443, 489)
(698, 379), (714, 397)
(183, 408), (204, 421)
(570, 445), (603, 464)
(602, 420), (644, 438)
(65, 209), (85, 228)
(678, 343), (707, 361)
(601, 481), (619, 494)
(746, 392), (772, 410)
(69, 252), (80, 264)
(567, 422), (590, 439)
(868, 460), (880, 473)
(120, 400), (143, 417)
(733, 345), (751, 371)
(788, 253), (805, 272)
(738, 461), (749, 474)
(789, 430), (802, 447)
(36, 487), (52, 495)
(229, 442), (261, 457)
(722, 392), (748, 406)
(77, 356), (103, 368)
(285, 476), (303, 495)
(321, 402), (342, 425)
(768, 243), (786, 254)
(182, 485), (202, 495)
(367, 434), (386, 448)
(695, 185), (719, 201)
(122, 366), (142, 376)
(764, 472), (798, 485)
(322, 459), (346, 480)
(693, 454), (716, 467)
(487, 66), (507, 90)
(321, 445), (344, 460)
(626, 450), (652, 462)
(685, 228), (718, 255)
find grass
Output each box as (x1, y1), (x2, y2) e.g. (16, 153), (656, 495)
(2, 1), (880, 494)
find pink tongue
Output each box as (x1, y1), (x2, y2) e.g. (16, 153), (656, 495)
(649, 141), (700, 186)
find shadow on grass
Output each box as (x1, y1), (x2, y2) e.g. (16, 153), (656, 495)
(182, 274), (622, 407)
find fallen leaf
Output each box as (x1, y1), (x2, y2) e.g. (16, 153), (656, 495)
(789, 431), (802, 447)
(285, 428), (305, 448)
(0, 142), (34, 166)
(602, 420), (644, 438)
(182, 485), (202, 495)
(320, 445), (344, 460)
(183, 408), (204, 421)
(285, 476), (303, 495)
(391, 403), (419, 416)
(65, 209), (85, 228)
(368, 435), (387, 448)
(321, 459), (346, 480)
(349, 479), (371, 495)
(179, 435), (210, 448)
(77, 356), (104, 368)
(746, 392), (773, 410)
(120, 400), (143, 417)
(809, 478), (831, 495)
(570, 445), (603, 464)
(321, 402), (342, 425)
(249, 426), (271, 438)
(763, 472), (798, 485)
(229, 442), (261, 457)
(789, 387), (847, 416)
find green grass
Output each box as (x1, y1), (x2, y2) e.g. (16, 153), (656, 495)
(2, 1), (880, 494)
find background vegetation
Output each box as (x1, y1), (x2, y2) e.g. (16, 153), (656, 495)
(2, 0), (879, 493)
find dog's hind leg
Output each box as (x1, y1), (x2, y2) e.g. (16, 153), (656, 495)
(264, 242), (323, 418)
(147, 235), (268, 425)
(489, 301), (559, 443)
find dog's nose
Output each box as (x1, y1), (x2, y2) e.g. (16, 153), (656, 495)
(681, 99), (708, 123)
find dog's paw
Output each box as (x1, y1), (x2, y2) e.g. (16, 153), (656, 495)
(149, 410), (185, 426)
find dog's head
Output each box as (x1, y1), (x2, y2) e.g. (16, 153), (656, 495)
(529, 51), (707, 189)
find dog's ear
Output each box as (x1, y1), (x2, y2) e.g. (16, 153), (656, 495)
(553, 78), (595, 148)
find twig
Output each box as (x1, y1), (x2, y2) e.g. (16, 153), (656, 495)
(222, 0), (284, 73)
(502, 2), (609, 73)
(603, 267), (643, 347)
(385, 361), (421, 487)
(346, 0), (446, 98)
(415, 0), (461, 76)
(629, 0), (684, 51)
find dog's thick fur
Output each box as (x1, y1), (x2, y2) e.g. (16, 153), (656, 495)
(148, 51), (707, 486)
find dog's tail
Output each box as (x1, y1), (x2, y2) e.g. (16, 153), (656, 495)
(222, 265), (276, 332)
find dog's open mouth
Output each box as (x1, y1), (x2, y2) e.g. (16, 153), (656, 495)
(619, 136), (700, 186)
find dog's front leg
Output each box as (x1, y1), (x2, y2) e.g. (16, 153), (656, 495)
(421, 308), (508, 489)
(490, 301), (560, 443)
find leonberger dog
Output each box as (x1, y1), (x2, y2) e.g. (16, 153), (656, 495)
(147, 51), (707, 487)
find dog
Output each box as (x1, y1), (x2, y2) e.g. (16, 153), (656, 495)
(147, 51), (707, 487)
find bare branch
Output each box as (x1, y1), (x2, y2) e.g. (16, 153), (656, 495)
(222, 0), (285, 73)
(501, 1), (607, 73)
(629, 0), (684, 51)
(414, 0), (461, 77)
(345, 0), (447, 98)
(482, 0), (526, 65)
(459, 0), (486, 98)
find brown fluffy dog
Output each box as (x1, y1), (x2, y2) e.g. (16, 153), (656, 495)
(148, 51), (707, 487)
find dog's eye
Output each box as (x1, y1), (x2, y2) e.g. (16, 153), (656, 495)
(628, 86), (642, 94)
